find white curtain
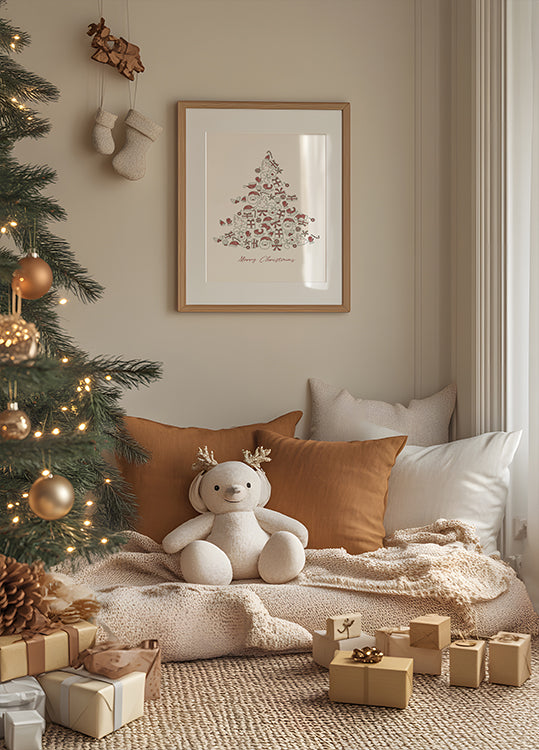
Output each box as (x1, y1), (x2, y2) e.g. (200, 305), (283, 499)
(507, 0), (539, 608)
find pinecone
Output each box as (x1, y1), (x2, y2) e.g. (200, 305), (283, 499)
(0, 554), (45, 635)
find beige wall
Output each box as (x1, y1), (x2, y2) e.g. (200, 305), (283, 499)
(12, 0), (452, 435)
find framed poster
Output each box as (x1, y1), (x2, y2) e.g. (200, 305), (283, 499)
(178, 101), (350, 312)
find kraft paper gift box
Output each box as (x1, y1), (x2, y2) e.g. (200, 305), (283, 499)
(326, 613), (362, 641)
(488, 631), (532, 687)
(409, 614), (451, 650)
(38, 668), (145, 739)
(313, 630), (375, 669)
(0, 621), (97, 683)
(329, 651), (413, 709)
(375, 627), (442, 675)
(4, 709), (45, 750)
(0, 676), (45, 738)
(449, 639), (486, 688)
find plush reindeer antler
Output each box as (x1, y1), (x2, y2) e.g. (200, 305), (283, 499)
(192, 446), (218, 472)
(243, 446), (272, 469)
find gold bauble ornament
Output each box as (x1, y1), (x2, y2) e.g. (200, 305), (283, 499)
(0, 402), (31, 440)
(0, 314), (40, 364)
(11, 253), (53, 300)
(28, 474), (75, 520)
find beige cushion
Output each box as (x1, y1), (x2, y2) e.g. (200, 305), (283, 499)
(309, 379), (456, 446)
(118, 411), (302, 544)
(256, 429), (407, 554)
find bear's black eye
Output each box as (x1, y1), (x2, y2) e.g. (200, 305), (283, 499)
(246, 482), (251, 488)
(214, 485), (220, 491)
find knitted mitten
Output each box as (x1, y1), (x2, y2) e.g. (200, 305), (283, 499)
(112, 109), (163, 180)
(92, 107), (118, 155)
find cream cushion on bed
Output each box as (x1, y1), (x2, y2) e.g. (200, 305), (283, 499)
(309, 379), (456, 446)
(384, 432), (522, 555)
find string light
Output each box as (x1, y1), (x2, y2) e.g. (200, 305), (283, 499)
(61, 406), (68, 412)
(66, 546), (75, 553)
(78, 423), (86, 431)
(61, 357), (69, 363)
(84, 377), (91, 384)
(59, 298), (67, 305)
(85, 385), (91, 392)
(83, 520), (92, 526)
(22, 493), (28, 498)
(13, 35), (20, 40)
(7, 503), (14, 509)
(9, 221), (17, 227)
(34, 430), (42, 438)
(12, 516), (19, 524)
(104, 478), (111, 484)
(1, 227), (6, 234)
(100, 537), (108, 544)
(10, 43), (15, 49)
(105, 375), (112, 381)
(51, 427), (60, 435)
(11, 97), (17, 103)
(41, 469), (50, 477)
(85, 500), (94, 507)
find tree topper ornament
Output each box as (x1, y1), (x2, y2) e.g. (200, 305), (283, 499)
(162, 446), (308, 585)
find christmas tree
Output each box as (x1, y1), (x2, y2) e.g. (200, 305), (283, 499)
(214, 150), (319, 252)
(0, 2), (161, 568)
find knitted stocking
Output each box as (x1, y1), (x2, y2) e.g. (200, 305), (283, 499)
(112, 109), (163, 181)
(92, 107), (118, 155)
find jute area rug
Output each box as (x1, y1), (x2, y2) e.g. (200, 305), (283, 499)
(30, 639), (539, 750)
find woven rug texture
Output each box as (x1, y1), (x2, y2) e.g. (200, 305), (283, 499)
(7, 639), (539, 750)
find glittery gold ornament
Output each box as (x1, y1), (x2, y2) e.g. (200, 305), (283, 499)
(0, 314), (40, 364)
(11, 253), (53, 300)
(28, 474), (75, 520)
(0, 402), (31, 440)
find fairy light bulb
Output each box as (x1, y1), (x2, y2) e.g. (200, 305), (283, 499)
(83, 520), (92, 527)
(104, 478), (111, 484)
(85, 500), (94, 507)
(61, 357), (69, 363)
(13, 35), (20, 40)
(66, 546), (75, 553)
(9, 221), (17, 227)
(78, 423), (86, 431)
(51, 427), (60, 435)
(100, 537), (108, 544)
(22, 493), (28, 498)
(1, 227), (6, 234)
(105, 375), (112, 381)
(61, 406), (68, 412)
(34, 431), (42, 438)
(41, 469), (50, 477)
(7, 503), (13, 509)
(12, 516), (19, 524)
(59, 298), (67, 305)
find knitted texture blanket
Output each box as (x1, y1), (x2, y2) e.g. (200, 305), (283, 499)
(72, 520), (538, 662)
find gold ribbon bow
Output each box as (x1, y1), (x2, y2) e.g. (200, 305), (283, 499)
(351, 647), (384, 664)
(490, 633), (522, 643)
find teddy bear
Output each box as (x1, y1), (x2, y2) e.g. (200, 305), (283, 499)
(161, 446), (308, 585)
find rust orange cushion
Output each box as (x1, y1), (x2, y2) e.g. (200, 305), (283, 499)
(255, 430), (407, 554)
(118, 412), (302, 543)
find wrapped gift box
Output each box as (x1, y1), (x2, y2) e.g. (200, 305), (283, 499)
(0, 621), (97, 683)
(326, 612), (362, 641)
(409, 614), (451, 650)
(0, 676), (45, 739)
(449, 639), (486, 688)
(313, 630), (375, 669)
(38, 668), (145, 739)
(329, 651), (413, 709)
(375, 627), (442, 675)
(4, 709), (45, 750)
(488, 632), (532, 687)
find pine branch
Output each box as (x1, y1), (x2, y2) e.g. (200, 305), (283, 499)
(0, 14), (30, 55)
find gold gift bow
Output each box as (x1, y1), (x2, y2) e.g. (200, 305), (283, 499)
(351, 647), (383, 664)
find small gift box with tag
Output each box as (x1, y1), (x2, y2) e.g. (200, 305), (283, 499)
(329, 648), (413, 709)
(409, 614), (451, 650)
(375, 626), (443, 675)
(0, 676), (45, 738)
(38, 668), (145, 739)
(488, 632), (532, 687)
(313, 629), (375, 670)
(326, 613), (363, 641)
(75, 639), (161, 700)
(0, 622), (97, 682)
(449, 639), (486, 688)
(4, 709), (45, 750)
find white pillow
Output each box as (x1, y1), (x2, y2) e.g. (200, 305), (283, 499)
(384, 431), (522, 555)
(309, 379), (456, 446)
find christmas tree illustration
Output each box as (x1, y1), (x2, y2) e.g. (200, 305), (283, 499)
(214, 150), (319, 252)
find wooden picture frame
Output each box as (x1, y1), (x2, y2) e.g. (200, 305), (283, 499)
(178, 101), (350, 312)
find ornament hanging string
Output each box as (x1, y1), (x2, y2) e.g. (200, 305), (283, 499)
(125, 0), (138, 110)
(97, 0), (106, 108)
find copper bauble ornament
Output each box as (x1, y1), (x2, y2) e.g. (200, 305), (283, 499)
(28, 474), (75, 520)
(0, 314), (40, 364)
(0, 402), (31, 440)
(11, 253), (53, 300)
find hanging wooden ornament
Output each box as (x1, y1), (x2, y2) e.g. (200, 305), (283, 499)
(11, 253), (53, 300)
(0, 314), (40, 364)
(28, 474), (74, 520)
(0, 402), (31, 440)
(87, 17), (144, 81)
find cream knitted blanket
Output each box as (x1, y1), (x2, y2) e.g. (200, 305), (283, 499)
(72, 520), (535, 662)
